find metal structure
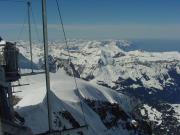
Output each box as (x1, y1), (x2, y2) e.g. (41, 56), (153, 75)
(0, 0), (88, 134)
(42, 0), (53, 132)
(3, 42), (20, 82)
(27, 1), (34, 73)
(0, 119), (33, 135)
(0, 40), (33, 135)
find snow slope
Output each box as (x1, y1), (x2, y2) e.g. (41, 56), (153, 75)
(14, 70), (138, 135)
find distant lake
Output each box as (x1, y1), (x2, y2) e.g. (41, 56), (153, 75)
(130, 39), (180, 52)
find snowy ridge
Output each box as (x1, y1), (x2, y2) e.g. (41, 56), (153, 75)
(17, 39), (180, 90)
(15, 70), (142, 135)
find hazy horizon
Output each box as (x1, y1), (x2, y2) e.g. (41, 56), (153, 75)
(1, 0), (180, 41)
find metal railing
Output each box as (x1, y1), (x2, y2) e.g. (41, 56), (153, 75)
(0, 119), (33, 135)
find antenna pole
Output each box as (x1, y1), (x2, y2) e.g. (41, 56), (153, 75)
(27, 1), (33, 73)
(42, 0), (52, 132)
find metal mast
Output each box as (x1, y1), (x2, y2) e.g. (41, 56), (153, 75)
(27, 1), (33, 73)
(41, 0), (53, 132)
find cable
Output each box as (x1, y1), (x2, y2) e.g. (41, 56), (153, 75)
(31, 5), (41, 42)
(55, 0), (88, 127)
(0, 0), (28, 42)
(16, 10), (28, 42)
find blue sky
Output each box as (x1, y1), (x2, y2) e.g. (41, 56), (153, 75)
(0, 0), (180, 40)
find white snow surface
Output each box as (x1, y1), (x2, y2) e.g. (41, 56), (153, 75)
(14, 69), (134, 135)
(0, 40), (6, 45)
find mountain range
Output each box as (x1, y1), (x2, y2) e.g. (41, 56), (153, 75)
(14, 39), (180, 135)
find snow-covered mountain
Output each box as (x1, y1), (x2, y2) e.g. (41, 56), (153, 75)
(14, 39), (180, 135)
(15, 70), (148, 135)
